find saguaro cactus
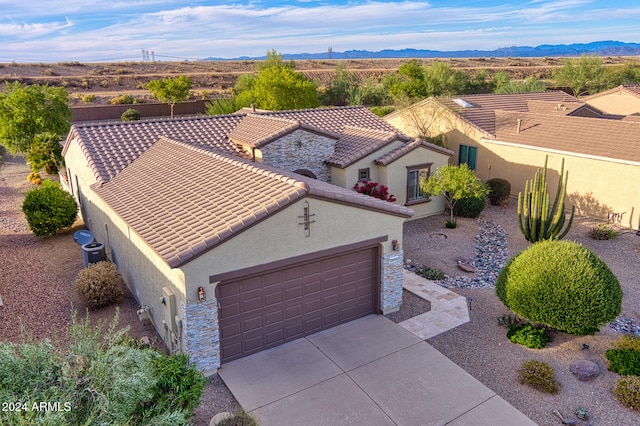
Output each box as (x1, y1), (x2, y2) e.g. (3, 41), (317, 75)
(518, 156), (575, 242)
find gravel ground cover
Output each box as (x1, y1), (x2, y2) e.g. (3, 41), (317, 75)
(2, 152), (639, 425)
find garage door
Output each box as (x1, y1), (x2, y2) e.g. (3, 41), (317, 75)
(217, 245), (379, 363)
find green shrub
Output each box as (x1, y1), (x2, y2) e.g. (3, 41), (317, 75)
(369, 105), (395, 117)
(75, 261), (124, 309)
(215, 410), (259, 426)
(81, 94), (96, 103)
(0, 311), (204, 425)
(614, 335), (640, 352)
(486, 178), (511, 205)
(614, 376), (640, 410)
(496, 240), (622, 335)
(518, 360), (559, 393)
(590, 223), (618, 240)
(22, 180), (77, 236)
(606, 349), (640, 376)
(456, 195), (486, 218)
(121, 108), (141, 121)
(445, 220), (457, 229)
(109, 94), (135, 105)
(507, 323), (552, 349)
(418, 266), (445, 281)
(25, 132), (64, 174)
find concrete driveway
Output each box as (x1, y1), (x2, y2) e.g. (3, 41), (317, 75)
(218, 315), (536, 426)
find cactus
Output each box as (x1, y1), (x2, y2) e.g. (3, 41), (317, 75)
(518, 156), (575, 242)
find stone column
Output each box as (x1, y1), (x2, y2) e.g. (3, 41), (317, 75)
(381, 249), (403, 314)
(182, 298), (220, 376)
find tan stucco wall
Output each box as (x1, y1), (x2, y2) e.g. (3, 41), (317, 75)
(65, 139), (187, 350)
(478, 140), (640, 228)
(180, 196), (406, 297)
(586, 93), (640, 115)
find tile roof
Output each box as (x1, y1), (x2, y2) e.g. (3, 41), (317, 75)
(433, 91), (580, 136)
(375, 139), (454, 166)
(492, 111), (640, 164)
(584, 84), (640, 101)
(327, 126), (399, 168)
(93, 137), (412, 267)
(65, 114), (245, 185)
(228, 114), (340, 148)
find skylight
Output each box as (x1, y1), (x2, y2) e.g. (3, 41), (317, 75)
(452, 98), (473, 108)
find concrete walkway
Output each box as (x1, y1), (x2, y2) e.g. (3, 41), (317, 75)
(218, 315), (537, 426)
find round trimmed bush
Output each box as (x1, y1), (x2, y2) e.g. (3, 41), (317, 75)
(22, 180), (77, 236)
(121, 108), (141, 121)
(76, 261), (124, 309)
(486, 178), (511, 205)
(496, 240), (622, 335)
(456, 195), (486, 218)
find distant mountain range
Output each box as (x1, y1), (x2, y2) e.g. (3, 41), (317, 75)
(204, 40), (640, 61)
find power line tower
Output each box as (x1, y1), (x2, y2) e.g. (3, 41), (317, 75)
(151, 51), (156, 62)
(328, 46), (333, 60)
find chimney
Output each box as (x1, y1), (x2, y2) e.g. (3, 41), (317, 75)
(516, 118), (522, 134)
(251, 103), (256, 112)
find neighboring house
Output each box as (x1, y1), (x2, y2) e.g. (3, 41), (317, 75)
(62, 106), (450, 374)
(584, 85), (640, 116)
(385, 92), (640, 229)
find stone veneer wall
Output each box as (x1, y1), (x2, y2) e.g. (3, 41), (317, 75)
(259, 130), (335, 182)
(381, 250), (404, 314)
(182, 298), (220, 375)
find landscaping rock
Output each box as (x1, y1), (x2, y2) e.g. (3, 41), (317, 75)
(570, 360), (600, 381)
(457, 261), (475, 273)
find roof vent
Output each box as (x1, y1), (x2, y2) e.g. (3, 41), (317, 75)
(452, 98), (473, 108)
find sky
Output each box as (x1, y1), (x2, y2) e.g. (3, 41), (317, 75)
(1, 0), (639, 63)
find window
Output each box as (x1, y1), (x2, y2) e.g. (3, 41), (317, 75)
(406, 163), (432, 205)
(459, 145), (477, 170)
(358, 168), (370, 181)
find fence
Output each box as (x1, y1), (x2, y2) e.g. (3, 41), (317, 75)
(71, 100), (208, 122)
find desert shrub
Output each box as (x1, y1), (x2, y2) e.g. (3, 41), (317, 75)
(75, 261), (124, 309)
(486, 177), (511, 205)
(81, 94), (96, 103)
(606, 349), (640, 376)
(121, 108), (141, 121)
(417, 266), (445, 281)
(590, 223), (618, 240)
(456, 195), (486, 218)
(496, 240), (622, 335)
(22, 180), (77, 236)
(0, 311), (204, 425)
(614, 335), (640, 352)
(109, 94), (135, 105)
(215, 410), (259, 426)
(518, 360), (560, 394)
(445, 220), (457, 229)
(136, 353), (206, 422)
(614, 376), (640, 410)
(507, 323), (552, 349)
(369, 105), (395, 117)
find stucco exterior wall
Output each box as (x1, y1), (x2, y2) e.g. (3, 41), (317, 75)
(256, 129), (336, 182)
(65, 139), (187, 354)
(478, 140), (640, 228)
(586, 93), (640, 116)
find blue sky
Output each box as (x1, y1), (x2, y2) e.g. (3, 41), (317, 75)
(1, 1), (639, 62)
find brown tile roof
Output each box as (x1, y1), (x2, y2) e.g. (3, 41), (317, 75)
(375, 139), (454, 166)
(327, 126), (399, 168)
(64, 114), (245, 185)
(493, 111), (640, 164)
(93, 137), (412, 267)
(526, 100), (588, 115)
(584, 84), (640, 101)
(228, 114), (340, 148)
(433, 91), (580, 136)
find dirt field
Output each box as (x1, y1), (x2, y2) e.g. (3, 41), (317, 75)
(3, 56), (639, 106)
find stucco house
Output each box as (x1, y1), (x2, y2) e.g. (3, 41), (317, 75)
(62, 106), (451, 374)
(584, 85), (640, 116)
(385, 92), (640, 229)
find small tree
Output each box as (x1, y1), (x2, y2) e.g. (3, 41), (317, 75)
(421, 164), (489, 224)
(147, 75), (192, 118)
(25, 132), (64, 174)
(552, 55), (606, 97)
(22, 180), (77, 236)
(0, 82), (71, 155)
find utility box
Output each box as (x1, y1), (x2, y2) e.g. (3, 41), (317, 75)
(82, 242), (106, 267)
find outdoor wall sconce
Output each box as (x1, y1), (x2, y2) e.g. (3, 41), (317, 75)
(392, 239), (400, 251)
(198, 286), (206, 303)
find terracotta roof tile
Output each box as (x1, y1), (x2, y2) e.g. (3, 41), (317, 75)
(93, 136), (412, 267)
(493, 111), (640, 164)
(327, 126), (399, 168)
(375, 138), (454, 166)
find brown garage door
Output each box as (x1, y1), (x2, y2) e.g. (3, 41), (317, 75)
(217, 245), (379, 363)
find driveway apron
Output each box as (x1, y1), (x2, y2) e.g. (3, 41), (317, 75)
(218, 315), (537, 426)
